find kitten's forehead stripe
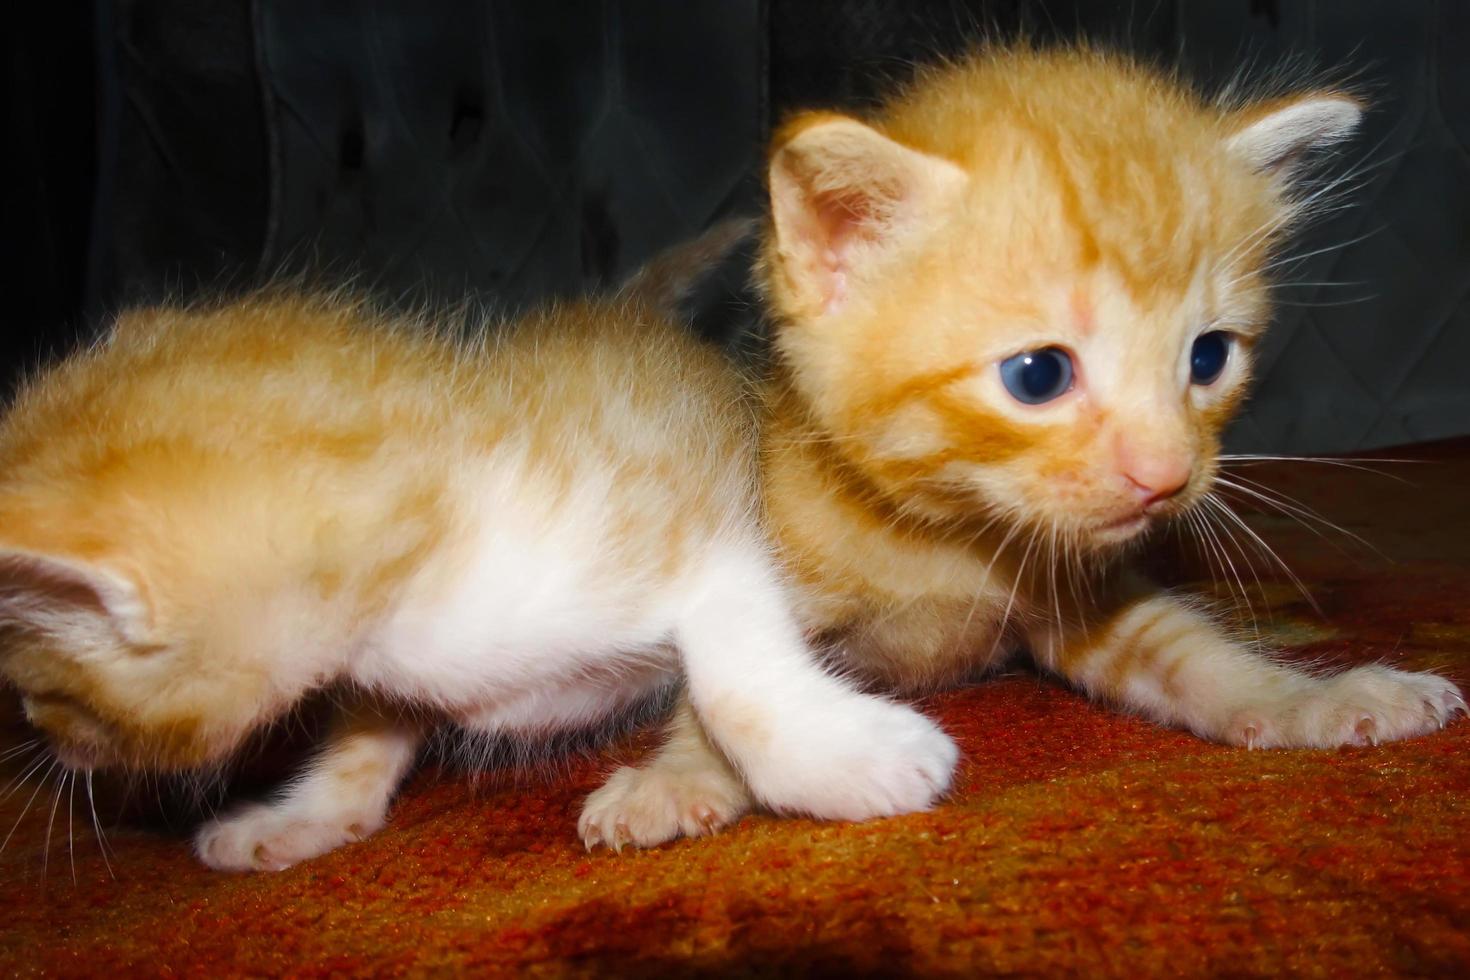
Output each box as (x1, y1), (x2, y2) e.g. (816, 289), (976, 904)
(852, 361), (983, 421)
(1069, 289), (1096, 336)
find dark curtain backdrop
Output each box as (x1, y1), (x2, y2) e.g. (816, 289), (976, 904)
(7, 1), (1469, 452)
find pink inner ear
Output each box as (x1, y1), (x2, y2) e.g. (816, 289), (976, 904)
(816, 173), (911, 255)
(812, 187), (878, 256)
(771, 119), (959, 316)
(804, 184), (901, 311)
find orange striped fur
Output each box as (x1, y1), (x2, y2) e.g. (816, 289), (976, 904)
(755, 46), (1359, 692)
(596, 47), (1462, 852)
(0, 289), (755, 773)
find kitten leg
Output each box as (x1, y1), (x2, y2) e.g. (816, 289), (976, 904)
(578, 694), (751, 851)
(672, 541), (957, 825)
(1033, 590), (1466, 749)
(195, 704), (423, 871)
(462, 672), (746, 851)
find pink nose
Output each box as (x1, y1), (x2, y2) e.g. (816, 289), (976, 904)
(1114, 432), (1192, 509)
(1122, 460), (1191, 508)
(1117, 431), (1187, 511)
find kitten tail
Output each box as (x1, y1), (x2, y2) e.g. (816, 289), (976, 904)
(620, 217), (757, 315)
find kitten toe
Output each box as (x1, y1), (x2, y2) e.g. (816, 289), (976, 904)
(1318, 667), (1462, 745)
(1219, 667), (1461, 750)
(841, 703), (959, 816)
(579, 763), (750, 852)
(742, 698), (958, 823)
(689, 802), (721, 836)
(195, 802), (386, 872)
(1222, 714), (1285, 750)
(1242, 724), (1257, 750)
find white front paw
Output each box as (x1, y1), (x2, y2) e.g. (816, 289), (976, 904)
(194, 801), (387, 872)
(578, 762), (751, 852)
(1225, 666), (1466, 749)
(739, 697), (958, 822)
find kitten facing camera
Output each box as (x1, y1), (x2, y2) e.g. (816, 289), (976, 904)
(583, 45), (1466, 848)
(0, 237), (957, 870)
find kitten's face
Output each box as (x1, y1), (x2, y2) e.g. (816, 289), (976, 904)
(763, 50), (1359, 553)
(781, 175), (1270, 548)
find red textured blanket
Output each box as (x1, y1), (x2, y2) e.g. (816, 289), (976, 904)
(3, 443), (1468, 976)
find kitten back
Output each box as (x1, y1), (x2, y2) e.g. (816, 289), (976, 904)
(0, 288), (756, 770)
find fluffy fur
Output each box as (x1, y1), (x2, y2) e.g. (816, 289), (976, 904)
(581, 46), (1466, 848)
(0, 282), (957, 870)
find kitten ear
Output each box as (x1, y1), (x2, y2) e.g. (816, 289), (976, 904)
(0, 550), (152, 643)
(768, 113), (968, 316)
(1225, 93), (1363, 176)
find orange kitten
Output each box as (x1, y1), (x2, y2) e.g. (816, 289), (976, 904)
(582, 46), (1466, 848)
(0, 267), (957, 870)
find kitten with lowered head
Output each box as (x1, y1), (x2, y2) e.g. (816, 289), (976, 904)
(0, 247), (956, 870)
(581, 46), (1467, 848)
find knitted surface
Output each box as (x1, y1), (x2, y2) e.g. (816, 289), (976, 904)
(3, 446), (1468, 977)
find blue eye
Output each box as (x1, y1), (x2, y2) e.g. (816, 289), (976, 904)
(1190, 331), (1231, 385)
(999, 347), (1074, 405)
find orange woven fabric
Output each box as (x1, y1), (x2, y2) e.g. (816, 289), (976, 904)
(2, 445), (1468, 976)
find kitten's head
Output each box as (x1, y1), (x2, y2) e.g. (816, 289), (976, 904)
(0, 299), (419, 774)
(0, 471), (333, 773)
(761, 48), (1360, 550)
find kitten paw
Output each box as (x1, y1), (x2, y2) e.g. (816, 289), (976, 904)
(578, 763), (751, 852)
(194, 802), (387, 871)
(739, 697), (958, 822)
(1223, 666), (1464, 750)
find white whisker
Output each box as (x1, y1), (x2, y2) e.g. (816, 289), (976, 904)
(2, 757), (60, 859)
(990, 526), (1040, 661)
(86, 771), (115, 880)
(2, 751), (51, 802)
(43, 766), (67, 884)
(1179, 510), (1212, 585)
(1219, 454), (1415, 479)
(1046, 527), (1064, 638)
(1194, 499), (1257, 632)
(0, 739), (40, 764)
(1212, 473), (1385, 559)
(1198, 494), (1265, 642)
(1203, 493), (1323, 617)
(67, 770), (78, 885)
(950, 515), (1018, 653)
(1256, 224), (1387, 277)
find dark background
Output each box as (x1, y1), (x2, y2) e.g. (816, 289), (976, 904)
(6, 1), (1469, 452)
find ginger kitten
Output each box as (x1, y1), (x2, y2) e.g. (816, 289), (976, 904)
(582, 46), (1466, 848)
(0, 264), (956, 870)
